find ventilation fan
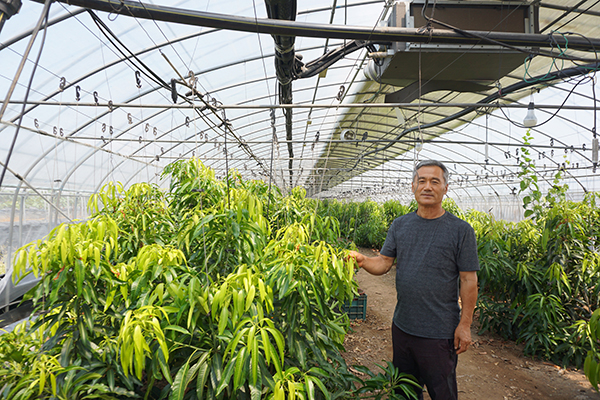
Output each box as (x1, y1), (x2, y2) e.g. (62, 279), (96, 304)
(341, 129), (356, 141)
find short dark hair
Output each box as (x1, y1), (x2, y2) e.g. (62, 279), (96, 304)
(413, 160), (449, 184)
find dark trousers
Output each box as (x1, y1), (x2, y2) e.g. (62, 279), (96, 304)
(391, 323), (458, 400)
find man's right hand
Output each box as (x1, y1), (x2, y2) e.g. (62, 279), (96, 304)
(346, 251), (394, 276)
(346, 251), (365, 268)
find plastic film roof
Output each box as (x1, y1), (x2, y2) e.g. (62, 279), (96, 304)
(1, 0), (600, 228)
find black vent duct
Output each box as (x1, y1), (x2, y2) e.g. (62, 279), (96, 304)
(264, 0), (297, 188)
(0, 0), (22, 32)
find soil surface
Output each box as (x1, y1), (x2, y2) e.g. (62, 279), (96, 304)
(341, 248), (599, 400)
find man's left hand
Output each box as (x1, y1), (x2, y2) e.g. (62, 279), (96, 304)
(453, 322), (472, 355)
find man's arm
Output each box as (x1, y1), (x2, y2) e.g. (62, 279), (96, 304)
(347, 251), (395, 276)
(454, 270), (478, 355)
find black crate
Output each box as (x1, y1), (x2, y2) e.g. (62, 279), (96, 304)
(342, 292), (367, 320)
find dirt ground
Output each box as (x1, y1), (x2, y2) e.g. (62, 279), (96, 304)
(341, 248), (599, 400)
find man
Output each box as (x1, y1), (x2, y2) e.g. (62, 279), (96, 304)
(348, 160), (479, 400)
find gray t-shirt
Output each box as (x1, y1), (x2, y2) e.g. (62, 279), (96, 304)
(380, 211), (480, 339)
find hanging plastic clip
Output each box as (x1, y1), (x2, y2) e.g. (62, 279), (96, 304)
(93, 91), (99, 105)
(75, 85), (81, 101)
(171, 79), (178, 104)
(336, 85), (345, 101)
(59, 77), (66, 91)
(135, 71), (142, 89)
(185, 116), (190, 127)
(188, 70), (196, 88)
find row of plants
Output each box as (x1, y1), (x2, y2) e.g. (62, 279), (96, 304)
(318, 197), (470, 249)
(317, 199), (409, 249)
(474, 131), (600, 389)
(2, 159), (419, 399)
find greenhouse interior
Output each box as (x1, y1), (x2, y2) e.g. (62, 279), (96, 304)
(1, 0), (600, 398)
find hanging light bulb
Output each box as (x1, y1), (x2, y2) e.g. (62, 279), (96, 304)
(415, 141), (423, 152)
(523, 102), (537, 127)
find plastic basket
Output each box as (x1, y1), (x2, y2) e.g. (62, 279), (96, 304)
(342, 292), (367, 320)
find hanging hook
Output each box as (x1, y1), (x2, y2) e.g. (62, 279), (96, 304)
(135, 71), (142, 89)
(93, 91), (99, 105)
(188, 70), (196, 88)
(75, 85), (81, 101)
(336, 85), (346, 101)
(59, 77), (66, 91)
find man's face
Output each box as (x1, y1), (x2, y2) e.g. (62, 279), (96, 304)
(411, 165), (448, 207)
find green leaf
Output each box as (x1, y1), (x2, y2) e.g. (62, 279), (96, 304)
(251, 330), (259, 385)
(133, 325), (145, 380)
(232, 221), (240, 238)
(76, 259), (84, 296)
(216, 355), (236, 396)
(218, 305), (229, 336)
(306, 376), (329, 400)
(250, 382), (262, 400)
(260, 328), (271, 365)
(304, 376), (315, 400)
(164, 325), (190, 335)
(196, 353), (211, 399)
(170, 359), (190, 400)
(233, 347), (248, 390)
(266, 327), (285, 364)
(104, 289), (116, 312)
(520, 180), (528, 192)
(245, 285), (256, 311)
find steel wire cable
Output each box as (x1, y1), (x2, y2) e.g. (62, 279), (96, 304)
(0, 0), (52, 189)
